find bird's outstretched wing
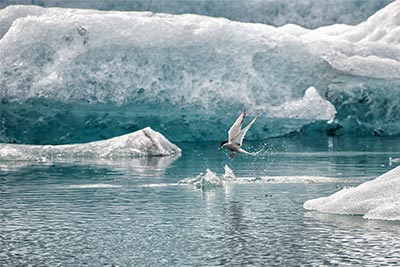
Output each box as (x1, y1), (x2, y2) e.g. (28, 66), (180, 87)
(228, 111), (245, 142)
(233, 116), (257, 146)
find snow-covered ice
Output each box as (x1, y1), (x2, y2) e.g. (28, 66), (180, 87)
(0, 1), (399, 143)
(0, 127), (181, 160)
(0, 0), (391, 29)
(304, 166), (400, 221)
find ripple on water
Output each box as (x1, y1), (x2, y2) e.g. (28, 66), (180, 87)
(2, 139), (400, 266)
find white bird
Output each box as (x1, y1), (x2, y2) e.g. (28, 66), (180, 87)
(219, 110), (258, 158)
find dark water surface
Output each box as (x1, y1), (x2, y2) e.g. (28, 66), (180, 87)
(1, 135), (400, 266)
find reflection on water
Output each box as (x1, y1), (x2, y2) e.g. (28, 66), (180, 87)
(1, 135), (400, 266)
(0, 154), (180, 177)
(303, 212), (400, 266)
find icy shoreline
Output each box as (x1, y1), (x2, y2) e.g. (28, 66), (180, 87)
(304, 166), (400, 221)
(0, 127), (181, 160)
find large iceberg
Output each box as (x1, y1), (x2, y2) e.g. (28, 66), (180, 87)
(0, 127), (181, 160)
(0, 2), (399, 144)
(304, 166), (400, 221)
(0, 0), (392, 29)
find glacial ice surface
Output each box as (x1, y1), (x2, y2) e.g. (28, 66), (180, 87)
(0, 1), (400, 143)
(0, 0), (392, 29)
(304, 166), (400, 221)
(0, 127), (181, 160)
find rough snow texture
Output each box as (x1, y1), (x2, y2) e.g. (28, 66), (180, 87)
(0, 127), (181, 160)
(0, 2), (399, 143)
(270, 87), (336, 120)
(0, 0), (392, 29)
(304, 166), (400, 221)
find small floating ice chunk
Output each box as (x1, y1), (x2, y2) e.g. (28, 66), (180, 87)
(178, 165), (235, 191)
(179, 165), (343, 191)
(389, 157), (400, 165)
(195, 169), (224, 190)
(0, 127), (181, 161)
(304, 166), (400, 221)
(178, 169), (223, 191)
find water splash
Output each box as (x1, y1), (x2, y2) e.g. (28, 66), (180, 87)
(178, 165), (235, 190)
(178, 165), (345, 191)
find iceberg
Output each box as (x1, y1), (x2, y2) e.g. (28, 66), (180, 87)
(304, 166), (400, 221)
(0, 0), (392, 29)
(0, 1), (399, 143)
(0, 127), (181, 160)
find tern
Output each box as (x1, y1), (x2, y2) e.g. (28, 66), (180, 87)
(219, 111), (257, 158)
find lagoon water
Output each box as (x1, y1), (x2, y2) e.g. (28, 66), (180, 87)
(2, 135), (400, 266)
(2, 1), (400, 266)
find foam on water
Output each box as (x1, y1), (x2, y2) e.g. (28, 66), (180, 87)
(67, 184), (122, 189)
(248, 176), (344, 184)
(139, 183), (176, 188)
(178, 165), (346, 191)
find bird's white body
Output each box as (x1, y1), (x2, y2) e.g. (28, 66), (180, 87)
(220, 111), (257, 158)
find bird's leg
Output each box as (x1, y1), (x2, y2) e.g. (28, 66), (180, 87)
(229, 152), (236, 159)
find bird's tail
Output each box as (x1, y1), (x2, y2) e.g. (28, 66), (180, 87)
(238, 148), (260, 156)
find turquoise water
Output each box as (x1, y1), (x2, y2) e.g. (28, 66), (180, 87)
(2, 135), (400, 266)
